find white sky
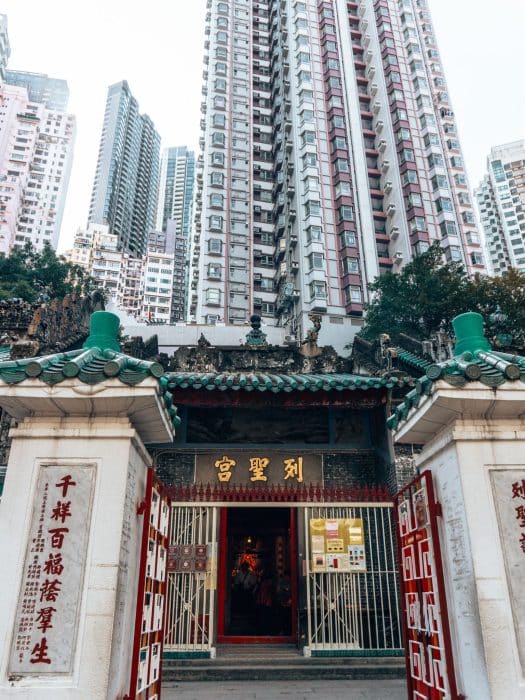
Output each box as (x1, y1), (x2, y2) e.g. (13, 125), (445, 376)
(1, 0), (524, 251)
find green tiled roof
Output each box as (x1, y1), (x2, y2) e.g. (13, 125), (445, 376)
(0, 312), (180, 428)
(387, 312), (525, 432)
(167, 371), (410, 393)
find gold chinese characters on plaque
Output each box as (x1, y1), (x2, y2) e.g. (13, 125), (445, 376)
(309, 518), (366, 573)
(195, 452), (323, 486)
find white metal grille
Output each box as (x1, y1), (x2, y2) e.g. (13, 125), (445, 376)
(304, 504), (402, 653)
(164, 505), (218, 652)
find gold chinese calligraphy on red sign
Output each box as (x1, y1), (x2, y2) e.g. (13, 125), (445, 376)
(198, 452), (322, 486)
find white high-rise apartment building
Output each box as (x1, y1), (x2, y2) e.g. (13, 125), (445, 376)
(0, 80), (75, 254)
(190, 0), (484, 341)
(0, 14), (10, 82)
(64, 223), (175, 323)
(475, 140), (525, 276)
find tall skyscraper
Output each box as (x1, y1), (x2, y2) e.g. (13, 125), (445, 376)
(156, 146), (195, 321)
(156, 146), (196, 237)
(475, 141), (525, 276)
(88, 80), (160, 258)
(0, 14), (10, 82)
(190, 0), (484, 339)
(0, 82), (75, 253)
(5, 71), (69, 110)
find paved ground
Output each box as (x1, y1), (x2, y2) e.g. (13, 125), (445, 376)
(163, 679), (407, 699)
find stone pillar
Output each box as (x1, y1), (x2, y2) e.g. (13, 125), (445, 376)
(393, 313), (525, 700)
(0, 312), (174, 699)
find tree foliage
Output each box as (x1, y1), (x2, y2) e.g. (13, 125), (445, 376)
(359, 243), (525, 347)
(0, 243), (93, 303)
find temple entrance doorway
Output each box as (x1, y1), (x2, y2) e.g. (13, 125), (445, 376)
(218, 507), (297, 643)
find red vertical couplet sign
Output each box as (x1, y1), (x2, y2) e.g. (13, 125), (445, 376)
(127, 468), (171, 700)
(394, 471), (461, 700)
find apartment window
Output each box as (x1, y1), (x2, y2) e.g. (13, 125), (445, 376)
(462, 211), (476, 225)
(209, 214), (223, 231)
(341, 257), (359, 274)
(327, 58), (339, 70)
(325, 40), (337, 52)
(302, 152), (317, 168)
(306, 225), (322, 242)
(261, 302), (275, 315)
(458, 192), (471, 206)
(397, 127), (411, 142)
(309, 252), (324, 270)
(402, 170), (418, 185)
(207, 263), (222, 279)
(411, 216), (426, 233)
(214, 96), (226, 110)
(305, 175), (320, 191)
(212, 151), (225, 165)
(424, 132), (440, 148)
(436, 197), (453, 213)
(420, 114), (436, 129)
(301, 130), (316, 146)
(217, 17), (228, 28)
(394, 108), (408, 122)
(260, 277), (274, 290)
(431, 174), (448, 190)
(212, 132), (225, 146)
(215, 62), (227, 75)
(330, 115), (345, 129)
(213, 113), (226, 128)
(206, 288), (221, 305)
(327, 76), (341, 88)
(211, 171), (224, 186)
(345, 286), (362, 303)
(208, 238), (223, 254)
(438, 221), (456, 239)
(215, 78), (227, 92)
(335, 181), (351, 197)
(331, 136), (347, 152)
(210, 193), (224, 208)
(405, 193), (422, 208)
(454, 173), (467, 186)
(401, 148), (415, 163)
(334, 158), (349, 173)
(427, 153), (444, 169)
(305, 200), (321, 217)
(329, 95), (343, 108)
(310, 281), (327, 299)
(340, 231), (356, 247)
(216, 31), (228, 43)
(450, 156), (463, 168)
(338, 205), (354, 221)
(218, 2), (228, 13)
(297, 51), (311, 64)
(470, 252), (484, 266)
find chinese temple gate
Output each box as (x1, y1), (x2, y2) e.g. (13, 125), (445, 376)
(151, 343), (411, 658)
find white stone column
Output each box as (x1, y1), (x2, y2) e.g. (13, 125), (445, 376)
(396, 386), (525, 700)
(0, 376), (173, 699)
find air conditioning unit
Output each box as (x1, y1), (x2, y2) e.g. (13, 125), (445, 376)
(372, 101), (381, 114)
(284, 334), (297, 344)
(378, 139), (387, 152)
(363, 34), (371, 48)
(381, 159), (390, 173)
(393, 251), (403, 264)
(384, 180), (393, 193)
(389, 226), (400, 240)
(376, 119), (384, 132)
(370, 81), (378, 95)
(387, 203), (396, 217)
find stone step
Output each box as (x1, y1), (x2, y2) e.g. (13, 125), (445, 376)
(162, 647), (406, 682)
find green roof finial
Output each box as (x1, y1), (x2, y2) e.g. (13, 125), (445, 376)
(452, 312), (491, 357)
(83, 311), (121, 352)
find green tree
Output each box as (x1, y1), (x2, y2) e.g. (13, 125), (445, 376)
(359, 242), (525, 347)
(0, 243), (93, 303)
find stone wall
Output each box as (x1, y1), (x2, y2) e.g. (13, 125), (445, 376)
(0, 292), (104, 359)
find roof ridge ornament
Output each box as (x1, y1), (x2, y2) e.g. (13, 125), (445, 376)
(452, 312), (491, 357)
(82, 311), (121, 353)
(245, 314), (267, 347)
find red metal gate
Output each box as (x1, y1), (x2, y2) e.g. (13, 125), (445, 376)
(394, 470), (462, 700)
(127, 468), (171, 700)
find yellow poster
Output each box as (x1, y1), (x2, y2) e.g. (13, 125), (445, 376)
(309, 518), (366, 573)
